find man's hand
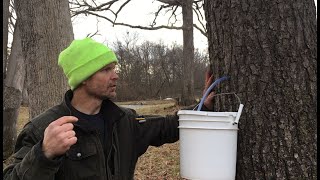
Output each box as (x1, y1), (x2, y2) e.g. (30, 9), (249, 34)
(203, 69), (214, 110)
(42, 116), (78, 159)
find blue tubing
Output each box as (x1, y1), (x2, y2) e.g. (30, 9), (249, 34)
(197, 76), (230, 111)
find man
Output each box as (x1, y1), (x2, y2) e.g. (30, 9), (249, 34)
(3, 37), (215, 180)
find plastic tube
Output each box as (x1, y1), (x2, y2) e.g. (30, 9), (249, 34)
(197, 76), (230, 111)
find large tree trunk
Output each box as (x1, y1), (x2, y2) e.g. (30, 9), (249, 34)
(180, 0), (196, 105)
(3, 22), (25, 159)
(204, 0), (317, 179)
(15, 0), (74, 118)
(21, 84), (29, 106)
(3, 0), (10, 77)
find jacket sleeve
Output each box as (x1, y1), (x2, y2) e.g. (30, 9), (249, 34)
(3, 122), (63, 180)
(134, 114), (179, 157)
(133, 104), (212, 156)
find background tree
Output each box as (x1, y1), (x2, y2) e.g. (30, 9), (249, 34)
(3, 21), (25, 159)
(15, 0), (74, 119)
(69, 0), (207, 105)
(204, 0), (317, 179)
(112, 33), (209, 101)
(3, 0), (10, 76)
(3, 0), (26, 159)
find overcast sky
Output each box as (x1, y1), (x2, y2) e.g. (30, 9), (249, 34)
(8, 1), (316, 52)
(72, 0), (317, 52)
(72, 0), (208, 52)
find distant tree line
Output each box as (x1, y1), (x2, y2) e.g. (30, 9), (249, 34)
(112, 39), (209, 102)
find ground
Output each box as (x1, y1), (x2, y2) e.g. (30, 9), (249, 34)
(3, 99), (185, 179)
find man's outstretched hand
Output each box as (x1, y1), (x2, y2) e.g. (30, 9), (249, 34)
(203, 69), (214, 110)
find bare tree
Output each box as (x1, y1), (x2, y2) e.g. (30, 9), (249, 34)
(15, 0), (74, 118)
(69, 0), (206, 105)
(204, 0), (317, 179)
(3, 21), (25, 159)
(3, 0), (10, 77)
(113, 33), (208, 102)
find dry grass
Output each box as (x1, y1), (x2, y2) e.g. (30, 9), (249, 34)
(134, 100), (183, 180)
(16, 106), (30, 134)
(4, 100), (184, 179)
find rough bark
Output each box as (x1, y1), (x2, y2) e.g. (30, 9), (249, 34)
(3, 22), (25, 159)
(3, 0), (10, 77)
(204, 0), (317, 179)
(21, 84), (29, 106)
(180, 0), (196, 105)
(3, 87), (22, 159)
(15, 0), (74, 118)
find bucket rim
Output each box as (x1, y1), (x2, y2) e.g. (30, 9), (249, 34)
(177, 110), (237, 117)
(178, 126), (239, 130)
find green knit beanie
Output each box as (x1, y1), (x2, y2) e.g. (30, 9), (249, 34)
(58, 37), (118, 90)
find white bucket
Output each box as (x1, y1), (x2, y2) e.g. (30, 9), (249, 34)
(178, 105), (243, 180)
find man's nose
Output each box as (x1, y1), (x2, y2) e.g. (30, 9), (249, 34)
(112, 70), (119, 80)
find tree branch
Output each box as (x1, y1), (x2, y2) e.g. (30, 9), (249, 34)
(114, 0), (131, 22)
(193, 24), (207, 37)
(70, 0), (207, 36)
(193, 2), (206, 35)
(70, 0), (121, 17)
(151, 4), (173, 27)
(86, 11), (183, 30)
(166, 5), (180, 26)
(157, 0), (183, 6)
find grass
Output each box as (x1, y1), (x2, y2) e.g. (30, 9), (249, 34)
(4, 100), (185, 179)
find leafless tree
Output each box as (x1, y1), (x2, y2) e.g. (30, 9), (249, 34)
(15, 0), (74, 119)
(3, 24), (25, 160)
(3, 0), (10, 76)
(69, 0), (207, 105)
(113, 32), (208, 102)
(3, 0), (26, 159)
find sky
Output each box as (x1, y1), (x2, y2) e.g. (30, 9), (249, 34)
(8, 0), (317, 51)
(72, 0), (317, 53)
(71, 0), (208, 52)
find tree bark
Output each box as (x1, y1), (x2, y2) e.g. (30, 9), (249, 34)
(204, 0), (317, 179)
(180, 0), (196, 105)
(3, 87), (22, 159)
(21, 83), (29, 106)
(3, 21), (25, 159)
(15, 0), (74, 118)
(3, 0), (10, 77)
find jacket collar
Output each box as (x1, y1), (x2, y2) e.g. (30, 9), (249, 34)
(62, 90), (125, 132)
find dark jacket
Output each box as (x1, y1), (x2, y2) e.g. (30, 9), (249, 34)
(3, 90), (180, 180)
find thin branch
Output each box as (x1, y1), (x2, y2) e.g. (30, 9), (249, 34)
(193, 0), (203, 4)
(157, 0), (183, 6)
(114, 0), (131, 22)
(193, 24), (207, 37)
(192, 0), (207, 36)
(151, 4), (172, 27)
(85, 11), (182, 31)
(166, 5), (179, 26)
(193, 7), (206, 33)
(71, 0), (119, 17)
(87, 18), (101, 38)
(91, 0), (98, 7)
(193, 1), (204, 20)
(86, 0), (118, 10)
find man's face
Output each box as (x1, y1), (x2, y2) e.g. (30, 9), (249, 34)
(82, 62), (119, 100)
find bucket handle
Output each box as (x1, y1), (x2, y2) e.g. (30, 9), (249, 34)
(234, 103), (244, 125)
(194, 75), (244, 124)
(212, 93), (243, 124)
(195, 92), (244, 124)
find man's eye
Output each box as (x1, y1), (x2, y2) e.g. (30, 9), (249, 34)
(102, 67), (111, 72)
